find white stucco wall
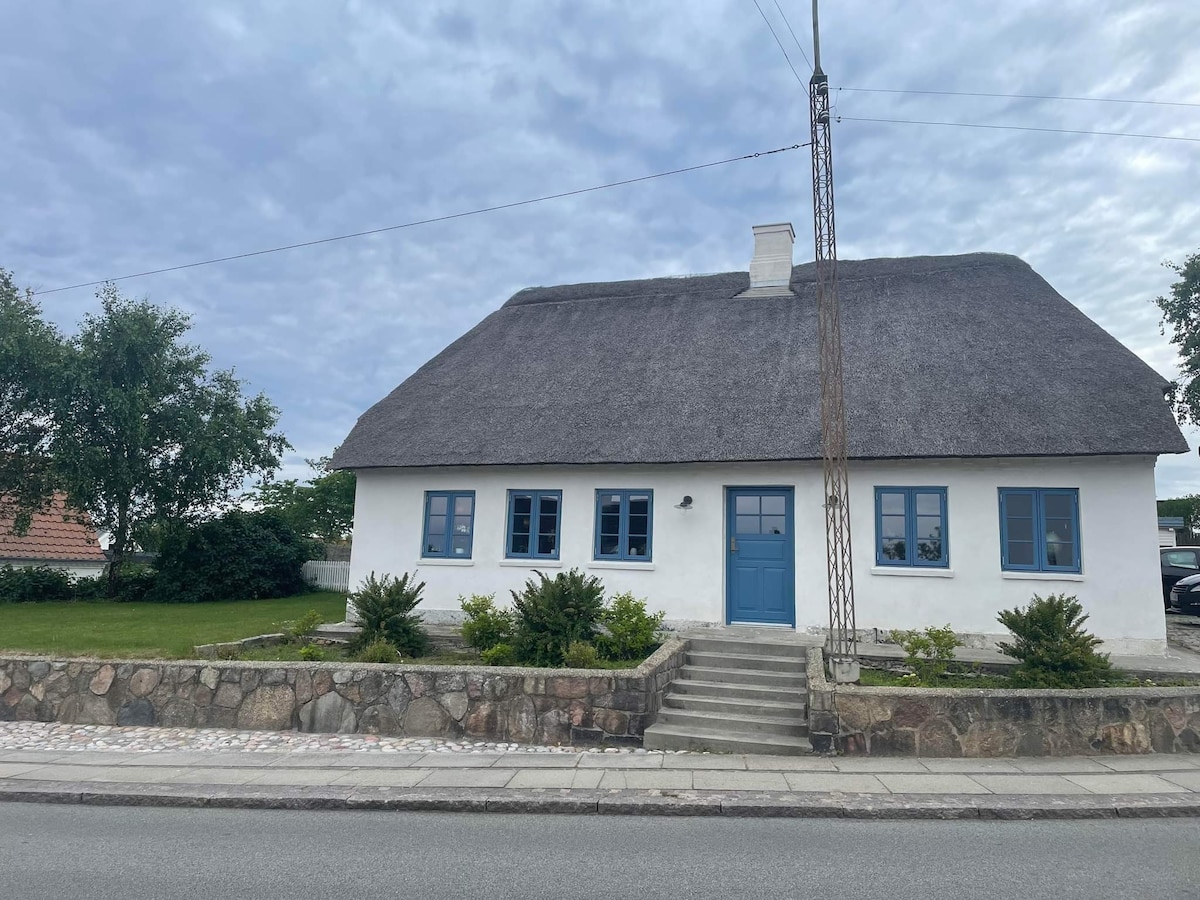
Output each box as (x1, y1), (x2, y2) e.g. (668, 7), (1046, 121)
(1, 559), (106, 579)
(348, 455), (1167, 655)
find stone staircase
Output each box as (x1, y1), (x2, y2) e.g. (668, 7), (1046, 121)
(643, 634), (811, 755)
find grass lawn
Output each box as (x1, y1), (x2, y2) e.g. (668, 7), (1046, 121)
(0, 592), (347, 660)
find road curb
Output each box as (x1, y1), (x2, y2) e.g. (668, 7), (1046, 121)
(4, 780), (1200, 818)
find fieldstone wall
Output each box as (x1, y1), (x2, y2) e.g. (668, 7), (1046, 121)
(0, 640), (687, 746)
(807, 648), (1200, 756)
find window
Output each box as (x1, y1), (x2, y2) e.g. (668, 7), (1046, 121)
(1164, 549), (1200, 570)
(999, 488), (1080, 573)
(594, 490), (653, 562)
(875, 487), (948, 567)
(422, 491), (475, 558)
(506, 490), (562, 559)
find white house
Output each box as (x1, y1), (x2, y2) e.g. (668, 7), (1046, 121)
(334, 226), (1187, 656)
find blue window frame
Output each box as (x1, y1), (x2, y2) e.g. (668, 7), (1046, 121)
(422, 491), (475, 559)
(999, 488), (1081, 573)
(506, 490), (562, 559)
(875, 487), (949, 568)
(594, 490), (653, 562)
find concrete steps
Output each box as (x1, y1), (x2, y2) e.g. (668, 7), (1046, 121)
(644, 634), (812, 755)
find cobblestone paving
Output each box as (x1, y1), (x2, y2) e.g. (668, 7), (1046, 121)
(0, 721), (649, 755)
(1167, 614), (1200, 656)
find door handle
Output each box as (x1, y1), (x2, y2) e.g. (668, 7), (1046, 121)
(730, 537), (737, 552)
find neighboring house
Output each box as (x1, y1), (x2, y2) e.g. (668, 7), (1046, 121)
(334, 225), (1187, 655)
(1158, 516), (1186, 548)
(0, 493), (107, 579)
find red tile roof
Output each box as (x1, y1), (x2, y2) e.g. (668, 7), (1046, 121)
(0, 494), (106, 563)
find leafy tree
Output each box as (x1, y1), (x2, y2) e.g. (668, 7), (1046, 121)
(0, 270), (62, 534)
(250, 452), (355, 543)
(1157, 496), (1200, 539)
(1155, 250), (1200, 424)
(51, 285), (289, 595)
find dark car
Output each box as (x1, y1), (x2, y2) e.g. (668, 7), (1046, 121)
(1170, 572), (1200, 615)
(1162, 546), (1200, 609)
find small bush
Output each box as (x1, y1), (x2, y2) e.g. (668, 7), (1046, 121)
(283, 609), (325, 643)
(510, 568), (605, 666)
(298, 643), (325, 662)
(110, 565), (157, 603)
(997, 593), (1115, 688)
(480, 643), (516, 666)
(889, 624), (963, 685)
(596, 592), (664, 661)
(355, 638), (402, 664)
(460, 594), (514, 651)
(147, 510), (320, 603)
(0, 565), (75, 603)
(564, 640), (600, 668)
(349, 571), (430, 656)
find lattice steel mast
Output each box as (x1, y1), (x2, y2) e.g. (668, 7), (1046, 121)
(809, 0), (858, 682)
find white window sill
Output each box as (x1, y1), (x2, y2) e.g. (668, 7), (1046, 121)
(587, 561), (656, 572)
(498, 559), (563, 568)
(1001, 571), (1084, 582)
(870, 566), (954, 578)
(417, 558), (474, 567)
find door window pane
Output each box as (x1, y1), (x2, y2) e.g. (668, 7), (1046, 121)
(735, 515), (760, 534)
(762, 515), (786, 535)
(761, 496), (785, 515)
(735, 495), (760, 515)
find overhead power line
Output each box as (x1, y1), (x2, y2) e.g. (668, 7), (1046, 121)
(838, 114), (1200, 143)
(772, 0), (813, 72)
(34, 142), (808, 296)
(836, 86), (1200, 109)
(749, 0), (805, 86)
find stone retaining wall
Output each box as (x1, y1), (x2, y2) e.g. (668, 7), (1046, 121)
(807, 648), (1200, 756)
(0, 640), (687, 746)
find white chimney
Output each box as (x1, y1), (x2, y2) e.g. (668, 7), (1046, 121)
(739, 222), (795, 297)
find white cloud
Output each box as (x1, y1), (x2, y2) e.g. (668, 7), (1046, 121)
(1, 0), (1197, 492)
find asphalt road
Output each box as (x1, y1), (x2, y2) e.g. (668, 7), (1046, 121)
(2, 804), (1198, 900)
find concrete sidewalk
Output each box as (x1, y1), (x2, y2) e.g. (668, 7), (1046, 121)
(4, 742), (1200, 819)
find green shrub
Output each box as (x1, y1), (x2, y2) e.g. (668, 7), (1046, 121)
(109, 565), (157, 603)
(460, 594), (514, 651)
(349, 571), (430, 656)
(564, 640), (600, 668)
(889, 624), (963, 685)
(147, 510), (320, 603)
(596, 592), (664, 661)
(0, 565), (75, 603)
(71, 574), (108, 602)
(510, 568), (605, 666)
(284, 609), (325, 643)
(480, 642), (516, 666)
(997, 593), (1115, 688)
(354, 638), (402, 664)
(298, 643), (325, 662)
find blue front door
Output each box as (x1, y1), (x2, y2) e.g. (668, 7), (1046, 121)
(726, 488), (795, 626)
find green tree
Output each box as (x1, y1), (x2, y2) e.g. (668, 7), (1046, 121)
(1158, 496), (1200, 539)
(51, 285), (289, 595)
(0, 270), (62, 534)
(1155, 250), (1200, 424)
(250, 452), (355, 543)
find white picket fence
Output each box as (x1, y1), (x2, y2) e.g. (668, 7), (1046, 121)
(302, 560), (351, 592)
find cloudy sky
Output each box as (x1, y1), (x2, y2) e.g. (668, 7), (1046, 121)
(2, 1), (1198, 494)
